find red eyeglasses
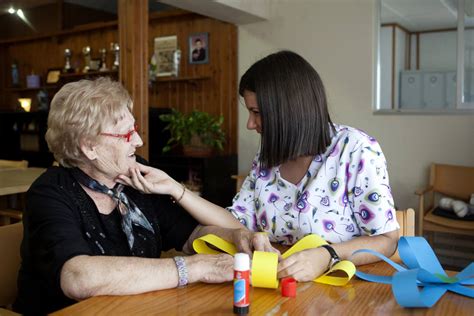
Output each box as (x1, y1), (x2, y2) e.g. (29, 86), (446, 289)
(100, 124), (138, 142)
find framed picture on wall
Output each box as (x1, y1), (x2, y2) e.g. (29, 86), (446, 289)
(154, 35), (178, 77)
(189, 33), (209, 64)
(46, 68), (62, 84)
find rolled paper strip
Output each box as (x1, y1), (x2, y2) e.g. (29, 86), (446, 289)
(282, 234), (355, 286)
(193, 233), (356, 288)
(281, 234), (328, 259)
(316, 260), (356, 286)
(354, 236), (474, 308)
(281, 277), (297, 297)
(192, 234), (237, 255)
(252, 251), (279, 288)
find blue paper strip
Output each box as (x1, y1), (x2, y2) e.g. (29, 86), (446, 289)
(354, 236), (474, 308)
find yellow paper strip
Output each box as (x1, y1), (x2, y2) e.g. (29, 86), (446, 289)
(193, 233), (356, 287)
(281, 234), (328, 259)
(251, 251), (279, 288)
(192, 234), (237, 255)
(316, 260), (356, 285)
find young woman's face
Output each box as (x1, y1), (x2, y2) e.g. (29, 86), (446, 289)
(243, 90), (262, 134)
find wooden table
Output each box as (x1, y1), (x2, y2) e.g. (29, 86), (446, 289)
(52, 261), (473, 315)
(0, 167), (45, 196)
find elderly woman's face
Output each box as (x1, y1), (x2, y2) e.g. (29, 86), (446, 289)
(93, 110), (143, 180)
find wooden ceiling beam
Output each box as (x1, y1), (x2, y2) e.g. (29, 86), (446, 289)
(118, 0), (149, 160)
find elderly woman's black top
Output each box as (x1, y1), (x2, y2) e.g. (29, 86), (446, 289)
(13, 166), (198, 315)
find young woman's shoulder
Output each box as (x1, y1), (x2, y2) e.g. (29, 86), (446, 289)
(333, 124), (381, 146)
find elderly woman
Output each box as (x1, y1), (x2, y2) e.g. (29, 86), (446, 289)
(13, 78), (261, 315)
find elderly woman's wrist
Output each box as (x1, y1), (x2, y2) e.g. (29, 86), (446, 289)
(184, 255), (201, 284)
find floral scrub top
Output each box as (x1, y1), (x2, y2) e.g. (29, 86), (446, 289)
(228, 124), (399, 245)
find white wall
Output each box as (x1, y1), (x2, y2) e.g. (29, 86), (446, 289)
(394, 27), (407, 108)
(238, 0), (474, 211)
(380, 27), (392, 109)
(410, 34), (417, 69)
(420, 31), (456, 71)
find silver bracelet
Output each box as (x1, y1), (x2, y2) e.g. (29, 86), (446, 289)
(172, 184), (186, 204)
(173, 256), (188, 287)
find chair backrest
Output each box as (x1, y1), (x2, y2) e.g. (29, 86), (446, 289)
(396, 208), (415, 237)
(0, 160), (28, 170)
(430, 163), (474, 201)
(231, 174), (246, 194)
(0, 222), (23, 308)
(390, 209), (415, 262)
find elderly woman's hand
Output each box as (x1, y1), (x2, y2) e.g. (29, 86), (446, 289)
(232, 229), (280, 258)
(116, 162), (179, 196)
(277, 247), (330, 282)
(187, 253), (234, 283)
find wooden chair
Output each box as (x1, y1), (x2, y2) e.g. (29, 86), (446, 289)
(0, 160), (28, 225)
(390, 208), (415, 262)
(231, 174), (246, 193)
(396, 208), (415, 237)
(0, 222), (23, 311)
(415, 163), (474, 237)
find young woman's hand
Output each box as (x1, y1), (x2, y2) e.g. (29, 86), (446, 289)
(232, 229), (280, 258)
(277, 247), (331, 282)
(116, 162), (181, 197)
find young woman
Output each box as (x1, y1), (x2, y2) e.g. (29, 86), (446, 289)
(119, 51), (399, 284)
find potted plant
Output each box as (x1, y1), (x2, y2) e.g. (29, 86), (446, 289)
(159, 109), (226, 157)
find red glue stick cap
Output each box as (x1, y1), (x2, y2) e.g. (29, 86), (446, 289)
(281, 277), (296, 297)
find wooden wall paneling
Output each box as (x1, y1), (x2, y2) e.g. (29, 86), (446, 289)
(0, 4), (59, 41)
(6, 26), (117, 88)
(118, 0), (149, 160)
(147, 13), (237, 154)
(229, 25), (238, 154)
(58, 28), (117, 73)
(0, 46), (6, 108)
(62, 3), (115, 30)
(2, 8), (237, 154)
(57, 0), (63, 31)
(222, 23), (237, 155)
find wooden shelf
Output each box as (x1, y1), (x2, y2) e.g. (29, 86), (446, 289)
(59, 70), (118, 84)
(153, 75), (210, 87)
(60, 70), (118, 80)
(5, 86), (58, 93)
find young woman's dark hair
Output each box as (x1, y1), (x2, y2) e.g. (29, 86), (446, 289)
(239, 50), (335, 169)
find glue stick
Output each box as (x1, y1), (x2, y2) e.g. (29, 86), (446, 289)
(233, 253), (250, 314)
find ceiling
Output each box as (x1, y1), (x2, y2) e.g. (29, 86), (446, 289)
(381, 0), (474, 31)
(2, 0), (472, 32)
(0, 0), (170, 16)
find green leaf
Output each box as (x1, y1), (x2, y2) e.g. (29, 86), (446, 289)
(158, 108), (226, 153)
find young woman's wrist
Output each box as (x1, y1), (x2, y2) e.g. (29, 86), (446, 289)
(169, 180), (185, 201)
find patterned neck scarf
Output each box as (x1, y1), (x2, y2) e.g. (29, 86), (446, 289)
(71, 168), (155, 250)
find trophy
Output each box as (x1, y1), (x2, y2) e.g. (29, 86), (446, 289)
(82, 46), (91, 73)
(110, 42), (120, 70)
(172, 49), (181, 77)
(63, 48), (73, 73)
(99, 48), (108, 72)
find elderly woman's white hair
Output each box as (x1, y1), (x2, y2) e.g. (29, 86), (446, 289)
(46, 77), (133, 167)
